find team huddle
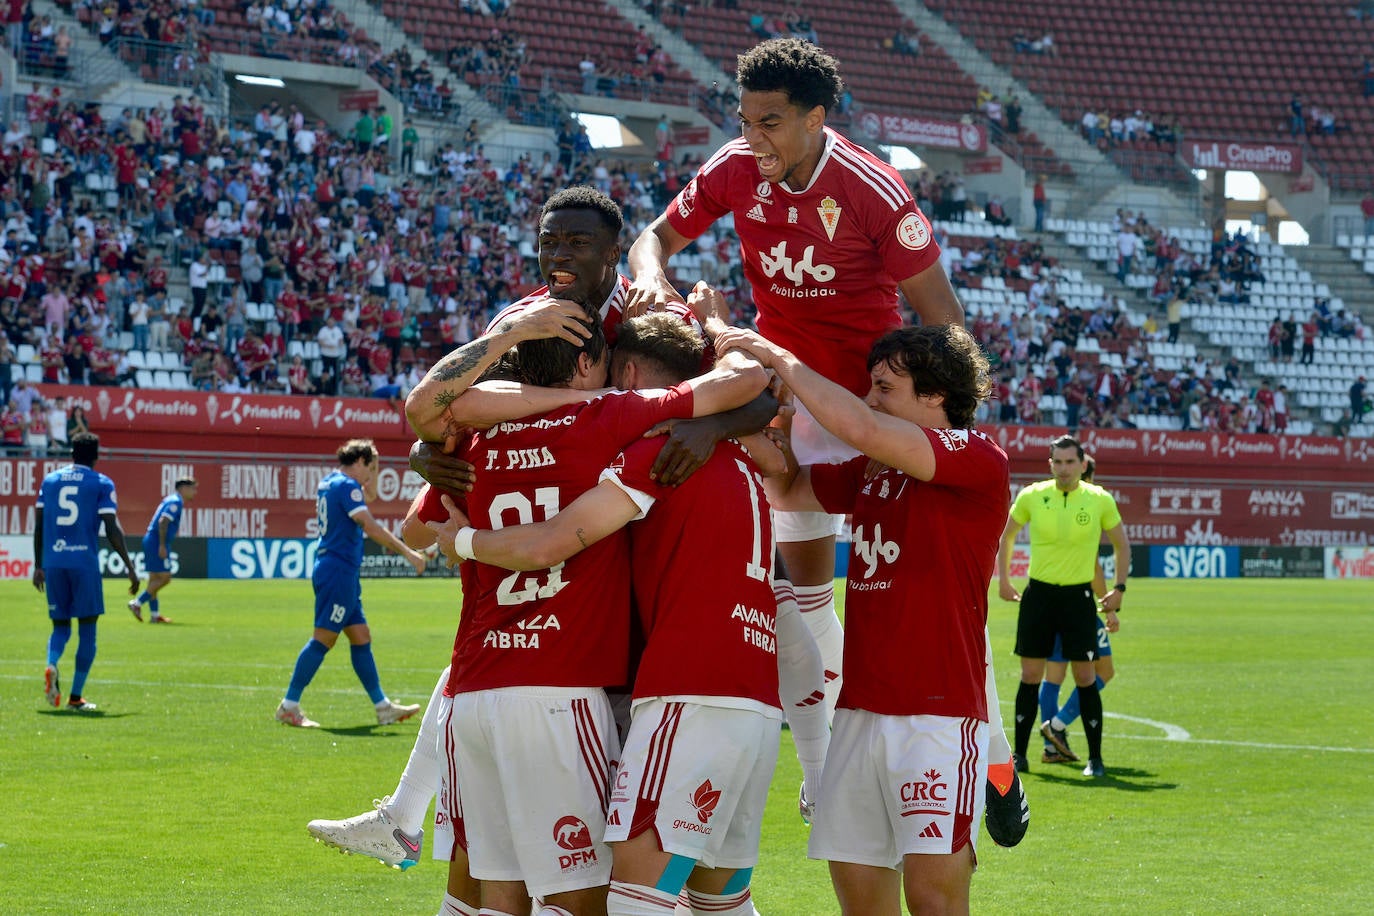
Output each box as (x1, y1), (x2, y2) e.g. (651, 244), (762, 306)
(31, 37), (1156, 916)
(306, 36), (1021, 916)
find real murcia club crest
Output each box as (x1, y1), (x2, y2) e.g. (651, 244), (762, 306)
(817, 196), (841, 241)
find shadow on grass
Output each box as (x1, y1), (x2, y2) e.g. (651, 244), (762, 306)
(35, 708), (134, 720)
(1029, 765), (1177, 792)
(319, 724), (413, 738)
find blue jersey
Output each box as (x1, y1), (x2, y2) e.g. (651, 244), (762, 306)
(315, 470), (368, 570)
(144, 493), (185, 544)
(37, 464), (119, 572)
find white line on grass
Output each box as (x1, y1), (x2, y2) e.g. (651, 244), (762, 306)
(8, 675), (1374, 753)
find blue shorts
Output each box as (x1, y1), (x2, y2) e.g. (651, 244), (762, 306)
(1048, 616), (1113, 663)
(142, 536), (172, 574)
(312, 560), (365, 632)
(45, 566), (106, 621)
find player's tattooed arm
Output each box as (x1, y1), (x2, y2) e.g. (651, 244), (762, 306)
(575, 528), (591, 549)
(405, 299), (595, 440)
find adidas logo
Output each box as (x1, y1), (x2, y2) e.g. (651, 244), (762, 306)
(795, 690), (825, 708)
(607, 810), (621, 826)
(918, 821), (943, 839)
(746, 203), (766, 222)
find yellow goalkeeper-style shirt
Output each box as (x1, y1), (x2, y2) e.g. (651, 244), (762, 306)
(1010, 479), (1122, 585)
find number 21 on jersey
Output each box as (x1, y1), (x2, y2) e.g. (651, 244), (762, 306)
(489, 487), (567, 606)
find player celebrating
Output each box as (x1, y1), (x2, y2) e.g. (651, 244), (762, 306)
(427, 312), (804, 916)
(128, 477), (197, 624)
(275, 439), (428, 728)
(406, 292), (768, 916)
(714, 322), (1008, 916)
(33, 432), (141, 711)
(627, 37), (963, 721)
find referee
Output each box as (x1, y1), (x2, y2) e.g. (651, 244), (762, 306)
(998, 435), (1129, 778)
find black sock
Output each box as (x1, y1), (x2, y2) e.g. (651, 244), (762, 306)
(1079, 684), (1104, 760)
(1014, 681), (1040, 757)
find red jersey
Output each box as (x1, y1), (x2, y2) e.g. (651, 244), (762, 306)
(809, 428), (1009, 719)
(444, 385), (696, 696)
(605, 438), (780, 708)
(486, 273), (696, 348)
(665, 128), (941, 395)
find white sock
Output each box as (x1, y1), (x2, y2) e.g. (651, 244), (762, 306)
(774, 581), (828, 802)
(686, 888), (753, 916)
(984, 628), (1012, 763)
(794, 582), (843, 724)
(608, 881), (679, 914)
(438, 893), (479, 916)
(477, 909), (518, 916)
(279, 699), (300, 710)
(535, 907), (575, 916)
(390, 666), (450, 833)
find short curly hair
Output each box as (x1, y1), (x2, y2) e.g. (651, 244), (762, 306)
(867, 325), (992, 429)
(541, 185), (624, 239)
(736, 38), (843, 113)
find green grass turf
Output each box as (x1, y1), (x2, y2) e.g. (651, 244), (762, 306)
(2, 577), (1372, 914)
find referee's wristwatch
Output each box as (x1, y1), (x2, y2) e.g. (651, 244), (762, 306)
(1111, 582), (1126, 594)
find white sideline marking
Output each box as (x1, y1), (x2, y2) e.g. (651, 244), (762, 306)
(1107, 711), (1192, 741)
(8, 675), (1374, 753)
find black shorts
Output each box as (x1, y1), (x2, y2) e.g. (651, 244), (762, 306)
(1015, 579), (1100, 661)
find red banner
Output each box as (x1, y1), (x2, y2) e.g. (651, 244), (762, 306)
(338, 90), (380, 112)
(1179, 139), (1302, 174)
(0, 455), (422, 540)
(963, 156), (1003, 175)
(856, 111), (987, 153)
(992, 425), (1372, 479)
(672, 125), (711, 146)
(36, 385), (414, 455)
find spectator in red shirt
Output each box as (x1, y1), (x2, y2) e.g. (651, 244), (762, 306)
(380, 301), (403, 369)
(287, 354), (315, 395)
(1, 401), (25, 455)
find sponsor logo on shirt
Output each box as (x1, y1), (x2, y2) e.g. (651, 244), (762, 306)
(746, 203), (766, 222)
(759, 241), (836, 285)
(896, 212), (931, 251)
(677, 178), (698, 219)
(852, 523), (899, 578)
(817, 196), (841, 240)
(935, 428), (968, 452)
(755, 180), (772, 200)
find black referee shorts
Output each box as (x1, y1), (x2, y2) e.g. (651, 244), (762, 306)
(1015, 578), (1100, 661)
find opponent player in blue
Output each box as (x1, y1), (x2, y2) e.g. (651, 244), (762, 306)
(276, 438), (429, 728)
(129, 477), (198, 624)
(33, 432), (141, 711)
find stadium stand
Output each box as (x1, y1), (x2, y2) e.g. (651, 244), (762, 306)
(922, 0), (1374, 190)
(657, 0), (1071, 176)
(0, 0), (1369, 445)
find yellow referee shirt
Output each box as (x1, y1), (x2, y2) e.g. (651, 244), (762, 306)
(1010, 479), (1122, 585)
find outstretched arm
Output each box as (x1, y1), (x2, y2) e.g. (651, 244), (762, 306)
(624, 215), (693, 317)
(405, 299), (594, 439)
(429, 483), (641, 571)
(712, 323), (937, 480)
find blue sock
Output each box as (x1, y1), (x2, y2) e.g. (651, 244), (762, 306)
(1038, 680), (1060, 726)
(1060, 675), (1107, 727)
(48, 622), (72, 667)
(70, 621), (98, 698)
(137, 591), (150, 605)
(350, 643), (386, 704)
(286, 639), (330, 703)
(149, 598), (160, 617)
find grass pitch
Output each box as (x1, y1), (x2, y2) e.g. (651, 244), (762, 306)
(2, 577), (1371, 914)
